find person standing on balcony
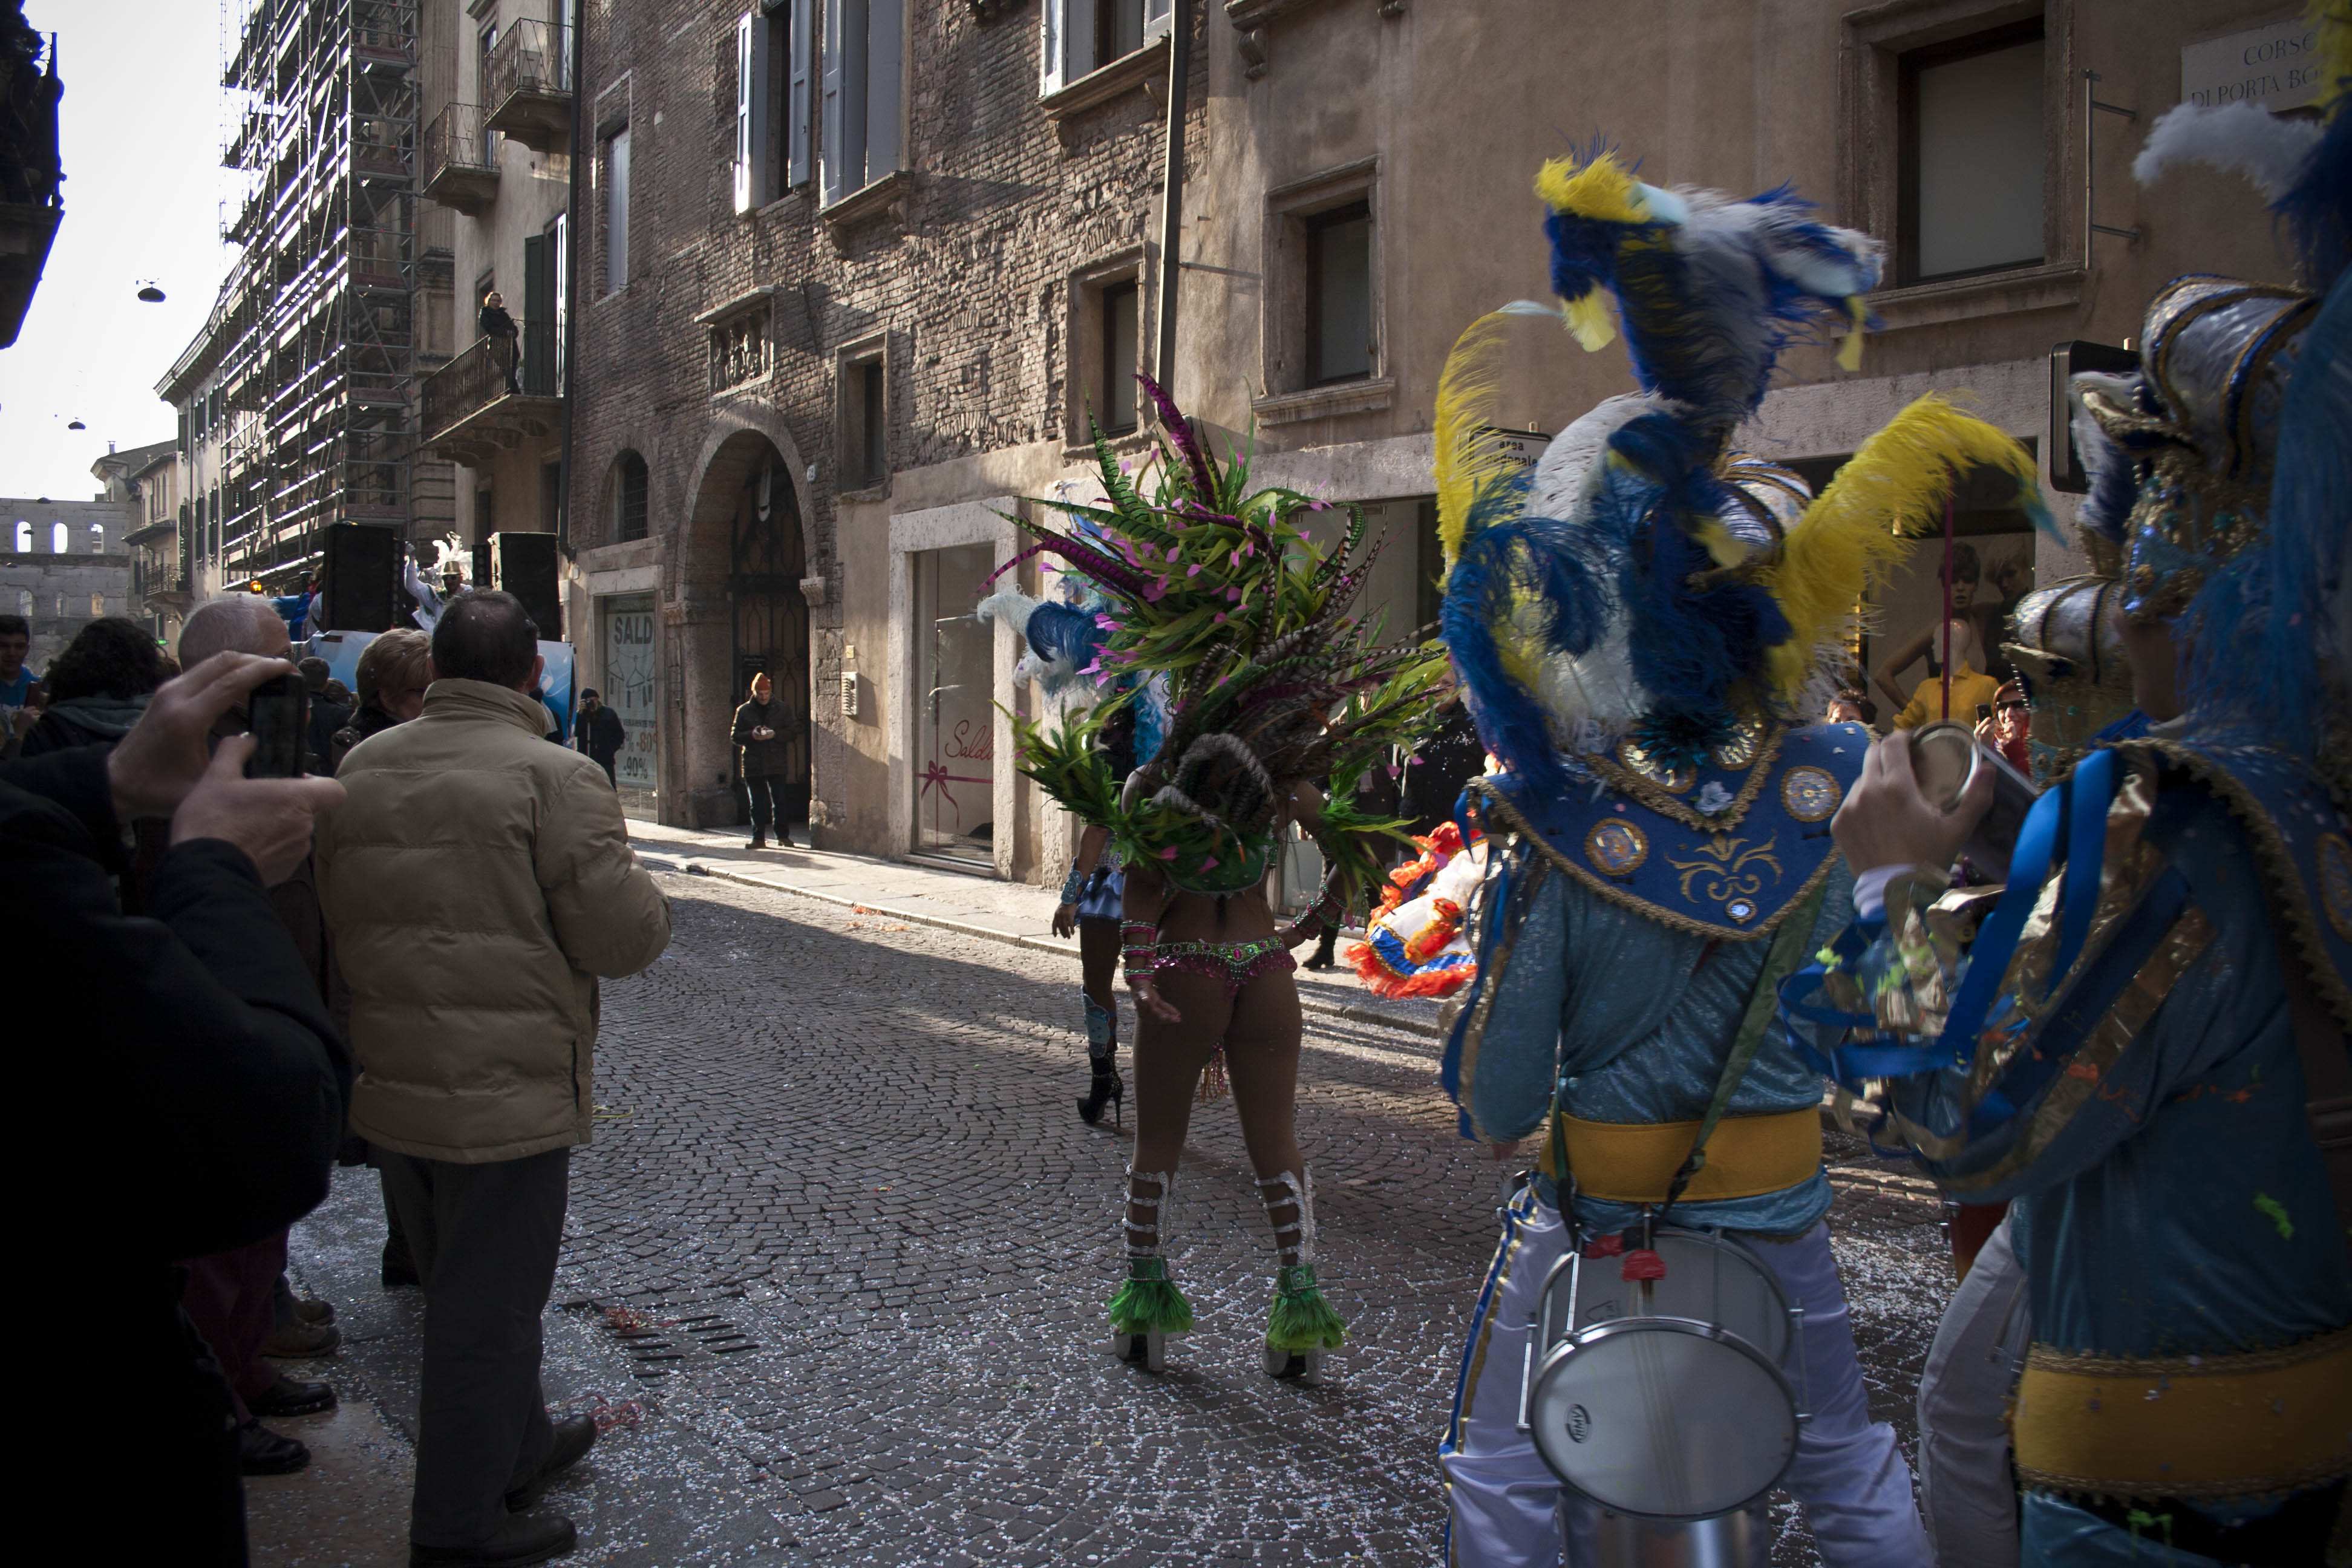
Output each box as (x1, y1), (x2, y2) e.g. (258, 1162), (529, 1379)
(479, 290), (518, 396)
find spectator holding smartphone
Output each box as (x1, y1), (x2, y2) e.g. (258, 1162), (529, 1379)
(5, 650), (350, 1563)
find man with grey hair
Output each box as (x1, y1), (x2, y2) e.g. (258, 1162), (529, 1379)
(178, 596), (291, 669)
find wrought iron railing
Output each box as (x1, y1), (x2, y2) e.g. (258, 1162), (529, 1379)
(421, 319), (560, 438)
(486, 19), (572, 108)
(422, 102), (494, 188)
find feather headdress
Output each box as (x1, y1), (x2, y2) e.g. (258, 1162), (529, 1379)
(1007, 377), (1450, 896)
(1439, 149), (2050, 787)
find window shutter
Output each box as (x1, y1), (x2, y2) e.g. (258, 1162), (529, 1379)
(1040, 0), (1065, 96)
(820, 0), (845, 204)
(734, 13), (755, 213)
(866, 0), (901, 176)
(788, 0), (812, 186)
(1062, 0), (1095, 85)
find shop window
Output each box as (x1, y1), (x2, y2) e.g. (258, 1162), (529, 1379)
(1900, 21), (2045, 284)
(615, 451), (649, 542)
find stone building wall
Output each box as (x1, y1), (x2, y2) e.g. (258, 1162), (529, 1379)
(1, 497), (140, 675)
(566, 0), (1199, 869)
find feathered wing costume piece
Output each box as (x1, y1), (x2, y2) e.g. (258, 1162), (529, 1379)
(1439, 146), (2054, 787)
(1008, 378), (1451, 901)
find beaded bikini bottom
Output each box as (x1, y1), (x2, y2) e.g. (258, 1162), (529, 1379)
(1152, 935), (1296, 998)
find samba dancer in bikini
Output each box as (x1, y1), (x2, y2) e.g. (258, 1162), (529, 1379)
(1011, 377), (1446, 1376)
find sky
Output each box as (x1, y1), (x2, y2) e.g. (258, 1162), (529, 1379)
(1, 0), (237, 500)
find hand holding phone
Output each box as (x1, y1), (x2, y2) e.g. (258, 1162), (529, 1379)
(244, 673), (309, 779)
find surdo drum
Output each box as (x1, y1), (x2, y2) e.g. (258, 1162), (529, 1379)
(1518, 1229), (1806, 1533)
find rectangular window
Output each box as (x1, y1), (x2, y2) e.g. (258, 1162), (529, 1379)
(821, 0), (902, 204)
(840, 347), (887, 490)
(1306, 201), (1372, 385)
(1043, 0), (1168, 91)
(1100, 278), (1139, 434)
(616, 452), (650, 541)
(604, 126), (630, 292)
(478, 25), (499, 163)
(1900, 22), (2044, 284)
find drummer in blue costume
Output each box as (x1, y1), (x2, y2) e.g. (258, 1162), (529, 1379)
(1779, 27), (2352, 1563)
(1431, 143), (2045, 1566)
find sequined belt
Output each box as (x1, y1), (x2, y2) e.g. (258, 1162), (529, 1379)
(2010, 1325), (2352, 1501)
(1537, 1107), (1822, 1203)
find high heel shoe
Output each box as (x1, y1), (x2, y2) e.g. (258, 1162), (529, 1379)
(1078, 1056), (1124, 1127)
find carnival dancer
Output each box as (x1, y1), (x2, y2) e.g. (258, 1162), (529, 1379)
(1431, 146), (2050, 1565)
(1783, 43), (2352, 1561)
(979, 571), (1169, 1126)
(1010, 377), (1447, 1376)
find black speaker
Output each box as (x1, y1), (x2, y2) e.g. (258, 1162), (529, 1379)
(319, 523), (400, 633)
(491, 531), (561, 639)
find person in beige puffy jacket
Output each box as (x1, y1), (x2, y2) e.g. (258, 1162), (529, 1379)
(315, 590), (670, 1567)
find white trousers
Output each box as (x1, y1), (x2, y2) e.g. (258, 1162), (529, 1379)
(1916, 1217), (2030, 1568)
(1440, 1189), (1929, 1568)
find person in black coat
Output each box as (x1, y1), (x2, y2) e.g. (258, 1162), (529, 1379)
(730, 672), (804, 848)
(479, 289), (519, 394)
(572, 687), (626, 784)
(5, 652), (351, 1565)
(15, 614), (166, 758)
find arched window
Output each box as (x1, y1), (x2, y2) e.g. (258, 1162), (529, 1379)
(11, 520), (27, 552)
(614, 450), (649, 543)
(50, 521), (67, 554)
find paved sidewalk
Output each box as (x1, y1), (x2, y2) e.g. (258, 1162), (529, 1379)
(622, 820), (1449, 1039)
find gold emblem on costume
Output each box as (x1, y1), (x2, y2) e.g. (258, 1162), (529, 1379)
(1616, 738), (1694, 794)
(2321, 832), (2352, 943)
(1780, 765), (1842, 823)
(1667, 833), (1782, 920)
(1585, 817), (1650, 877)
(1711, 719), (1765, 772)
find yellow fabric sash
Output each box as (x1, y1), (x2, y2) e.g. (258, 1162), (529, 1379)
(1538, 1108), (1822, 1203)
(2011, 1327), (2352, 1500)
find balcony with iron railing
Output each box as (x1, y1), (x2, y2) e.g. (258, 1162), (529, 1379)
(422, 103), (499, 214)
(1, 19), (63, 350)
(484, 20), (572, 154)
(420, 319), (562, 466)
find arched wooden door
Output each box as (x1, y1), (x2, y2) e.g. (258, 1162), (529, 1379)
(728, 453), (809, 811)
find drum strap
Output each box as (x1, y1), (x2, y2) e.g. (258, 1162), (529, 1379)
(1655, 884), (1828, 1229)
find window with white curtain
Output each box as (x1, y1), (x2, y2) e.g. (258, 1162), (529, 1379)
(1900, 22), (2045, 283)
(734, 3), (814, 213)
(820, 0), (903, 206)
(1041, 0), (1171, 96)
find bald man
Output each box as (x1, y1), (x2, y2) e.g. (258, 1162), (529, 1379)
(178, 596), (291, 670)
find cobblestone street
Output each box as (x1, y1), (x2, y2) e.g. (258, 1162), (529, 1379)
(266, 868), (1956, 1567)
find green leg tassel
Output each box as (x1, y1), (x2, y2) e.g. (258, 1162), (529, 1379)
(1108, 1254), (1194, 1336)
(1266, 1263), (1347, 1353)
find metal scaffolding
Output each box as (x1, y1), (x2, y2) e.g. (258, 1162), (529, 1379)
(215, 0), (419, 584)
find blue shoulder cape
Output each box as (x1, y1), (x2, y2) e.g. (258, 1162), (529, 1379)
(1469, 720), (1867, 940)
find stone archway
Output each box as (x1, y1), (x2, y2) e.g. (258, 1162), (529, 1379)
(674, 427), (811, 828)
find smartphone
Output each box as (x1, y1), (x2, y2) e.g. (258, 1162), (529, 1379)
(1911, 720), (2039, 880)
(246, 673), (309, 779)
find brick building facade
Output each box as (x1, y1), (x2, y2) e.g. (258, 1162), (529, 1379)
(565, 0), (1189, 872)
(569, 0), (2301, 886)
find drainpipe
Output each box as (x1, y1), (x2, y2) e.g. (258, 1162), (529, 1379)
(1153, 0), (1191, 397)
(558, 3), (585, 565)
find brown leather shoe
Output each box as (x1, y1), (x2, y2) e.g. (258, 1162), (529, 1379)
(411, 1513), (577, 1566)
(249, 1372), (337, 1418)
(264, 1317), (342, 1357)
